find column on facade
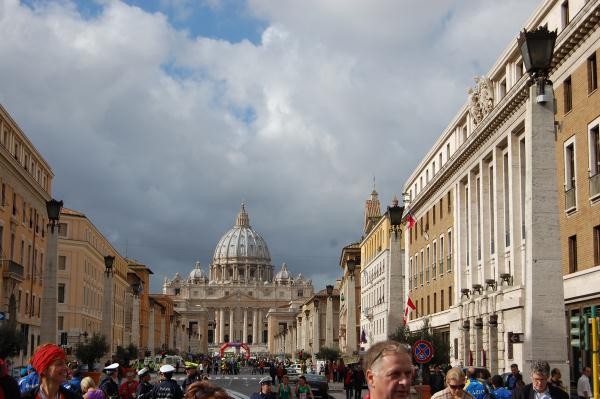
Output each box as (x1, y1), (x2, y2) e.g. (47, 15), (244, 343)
(131, 295), (140, 348)
(303, 311), (310, 352)
(148, 306), (155, 355)
(229, 308), (234, 341)
(313, 309), (320, 356)
(258, 309), (263, 343)
(219, 308), (225, 343)
(215, 309), (220, 344)
(252, 309), (258, 344)
(243, 308), (248, 343)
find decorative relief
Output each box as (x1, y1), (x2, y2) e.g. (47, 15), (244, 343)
(468, 76), (494, 126)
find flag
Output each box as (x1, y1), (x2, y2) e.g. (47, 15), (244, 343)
(405, 213), (416, 229)
(403, 297), (417, 325)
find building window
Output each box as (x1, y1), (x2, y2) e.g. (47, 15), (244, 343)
(594, 225), (600, 267)
(447, 191), (452, 212)
(489, 165), (495, 254)
(441, 290), (445, 311)
(565, 140), (576, 210)
(448, 286), (453, 307)
(427, 295), (430, 315)
(433, 293), (437, 313)
(58, 316), (64, 330)
(564, 76), (572, 113)
(561, 1), (569, 29)
(58, 256), (66, 271)
(58, 283), (65, 303)
(58, 223), (68, 237)
(568, 235), (577, 273)
(589, 53), (598, 93)
(589, 123), (600, 199)
(447, 230), (453, 272)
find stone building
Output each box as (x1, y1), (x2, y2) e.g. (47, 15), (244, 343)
(403, 0), (600, 384)
(0, 102), (53, 365)
(338, 242), (361, 360)
(163, 204), (314, 355)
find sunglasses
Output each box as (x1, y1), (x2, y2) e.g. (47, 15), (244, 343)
(449, 384), (465, 390)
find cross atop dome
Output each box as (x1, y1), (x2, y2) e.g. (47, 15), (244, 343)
(235, 202), (250, 227)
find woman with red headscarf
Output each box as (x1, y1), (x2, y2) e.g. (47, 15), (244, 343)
(22, 344), (82, 399)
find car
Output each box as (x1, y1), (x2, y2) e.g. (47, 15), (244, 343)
(286, 367), (300, 383)
(303, 373), (328, 398)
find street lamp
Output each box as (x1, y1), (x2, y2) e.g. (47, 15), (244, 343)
(46, 199), (63, 233)
(40, 198), (63, 343)
(387, 198), (404, 238)
(104, 255), (115, 277)
(518, 25), (557, 102)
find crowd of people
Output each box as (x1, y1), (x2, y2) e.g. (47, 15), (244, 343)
(0, 341), (594, 399)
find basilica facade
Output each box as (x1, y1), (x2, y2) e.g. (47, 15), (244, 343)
(163, 204), (314, 354)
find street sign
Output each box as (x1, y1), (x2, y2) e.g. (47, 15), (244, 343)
(0, 312), (7, 321)
(413, 339), (434, 364)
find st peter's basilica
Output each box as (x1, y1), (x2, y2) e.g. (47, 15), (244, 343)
(163, 204), (314, 354)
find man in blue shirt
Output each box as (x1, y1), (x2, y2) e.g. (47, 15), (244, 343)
(506, 364), (521, 390)
(18, 365), (39, 395)
(465, 367), (488, 399)
(491, 375), (512, 399)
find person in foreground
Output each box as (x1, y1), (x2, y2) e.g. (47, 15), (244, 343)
(364, 340), (414, 399)
(512, 361), (568, 399)
(184, 380), (230, 399)
(431, 367), (473, 399)
(80, 376), (105, 399)
(151, 364), (183, 398)
(251, 376), (277, 399)
(22, 343), (82, 399)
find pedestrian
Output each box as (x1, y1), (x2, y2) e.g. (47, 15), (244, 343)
(151, 364), (183, 398)
(512, 360), (568, 399)
(430, 365), (445, 395)
(277, 374), (293, 399)
(21, 343), (81, 399)
(364, 340), (413, 399)
(0, 358), (20, 399)
(490, 375), (511, 399)
(577, 367), (592, 399)
(184, 380), (229, 399)
(182, 364), (201, 393)
(295, 376), (314, 399)
(465, 367), (488, 399)
(135, 367), (154, 399)
(65, 362), (83, 395)
(343, 365), (354, 399)
(81, 376), (106, 399)
(353, 364), (365, 399)
(118, 369), (138, 398)
(505, 364), (521, 391)
(251, 376), (277, 399)
(19, 364), (40, 394)
(548, 368), (566, 392)
(431, 367), (474, 399)
(99, 363), (120, 399)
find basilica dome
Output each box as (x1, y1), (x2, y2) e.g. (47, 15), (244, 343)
(212, 204), (271, 264)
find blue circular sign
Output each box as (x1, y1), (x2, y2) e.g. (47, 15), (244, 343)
(413, 340), (434, 364)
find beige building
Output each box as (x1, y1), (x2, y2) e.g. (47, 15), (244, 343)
(358, 191), (405, 350)
(338, 242), (361, 359)
(403, 0), (600, 384)
(163, 204), (314, 355)
(0, 103), (54, 365)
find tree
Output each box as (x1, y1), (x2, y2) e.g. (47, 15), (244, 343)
(75, 333), (109, 371)
(115, 344), (139, 367)
(390, 318), (450, 367)
(315, 346), (341, 362)
(0, 323), (26, 359)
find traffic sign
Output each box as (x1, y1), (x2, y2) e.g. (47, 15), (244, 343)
(413, 340), (434, 364)
(0, 312), (6, 321)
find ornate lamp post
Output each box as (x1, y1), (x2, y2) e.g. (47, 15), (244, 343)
(517, 24), (567, 372)
(387, 199), (404, 238)
(102, 254), (115, 358)
(40, 199), (63, 343)
(325, 285), (334, 347)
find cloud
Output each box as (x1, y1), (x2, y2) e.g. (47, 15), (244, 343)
(0, 0), (539, 291)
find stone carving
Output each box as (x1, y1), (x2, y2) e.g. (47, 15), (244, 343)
(468, 76), (494, 126)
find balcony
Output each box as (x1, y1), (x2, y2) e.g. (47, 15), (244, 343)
(565, 186), (576, 211)
(590, 172), (600, 201)
(1, 259), (25, 282)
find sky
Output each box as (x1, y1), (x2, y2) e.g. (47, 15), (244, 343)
(0, 0), (540, 292)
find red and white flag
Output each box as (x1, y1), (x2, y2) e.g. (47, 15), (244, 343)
(403, 297), (417, 325)
(405, 213), (416, 230)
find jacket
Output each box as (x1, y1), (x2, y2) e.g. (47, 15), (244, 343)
(511, 384), (569, 399)
(22, 385), (83, 399)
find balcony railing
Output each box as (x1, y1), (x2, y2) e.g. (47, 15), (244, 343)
(1, 259), (25, 282)
(590, 172), (600, 200)
(565, 186), (576, 211)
